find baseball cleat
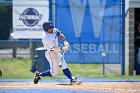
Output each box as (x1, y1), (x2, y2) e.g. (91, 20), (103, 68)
(70, 77), (82, 85)
(34, 71), (41, 84)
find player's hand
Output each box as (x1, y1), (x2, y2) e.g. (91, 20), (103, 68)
(64, 41), (69, 48)
(61, 46), (68, 51)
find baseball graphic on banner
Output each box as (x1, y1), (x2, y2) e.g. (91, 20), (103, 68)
(12, 0), (49, 39)
(19, 8), (42, 27)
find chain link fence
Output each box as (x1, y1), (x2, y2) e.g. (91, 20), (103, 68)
(0, 1), (12, 40)
(0, 0), (124, 79)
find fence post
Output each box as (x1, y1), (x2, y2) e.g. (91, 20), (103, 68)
(12, 48), (16, 58)
(30, 41), (33, 60)
(30, 41), (38, 60)
(121, 0), (125, 75)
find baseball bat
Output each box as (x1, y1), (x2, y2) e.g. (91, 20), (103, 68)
(59, 51), (65, 68)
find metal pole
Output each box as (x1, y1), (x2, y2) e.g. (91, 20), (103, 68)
(121, 0), (125, 75)
(52, 0), (55, 25)
(102, 53), (106, 75)
(12, 48), (16, 58)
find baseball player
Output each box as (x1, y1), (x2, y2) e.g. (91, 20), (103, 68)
(34, 21), (81, 85)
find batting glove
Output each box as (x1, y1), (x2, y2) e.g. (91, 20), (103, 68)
(61, 46), (68, 51)
(64, 40), (69, 48)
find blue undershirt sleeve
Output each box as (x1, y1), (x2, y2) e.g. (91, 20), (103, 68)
(56, 30), (61, 36)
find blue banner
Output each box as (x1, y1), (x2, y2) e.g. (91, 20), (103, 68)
(55, 0), (123, 64)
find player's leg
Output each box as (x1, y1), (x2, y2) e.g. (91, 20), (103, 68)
(62, 64), (78, 84)
(59, 52), (73, 80)
(34, 51), (55, 84)
(36, 51), (59, 75)
(59, 53), (81, 84)
(37, 51), (53, 77)
(62, 65), (81, 84)
(43, 51), (74, 79)
(61, 59), (74, 80)
(47, 51), (59, 76)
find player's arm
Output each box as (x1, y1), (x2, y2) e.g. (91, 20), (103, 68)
(59, 33), (66, 41)
(59, 33), (69, 47)
(59, 33), (69, 51)
(55, 30), (69, 51)
(55, 29), (66, 41)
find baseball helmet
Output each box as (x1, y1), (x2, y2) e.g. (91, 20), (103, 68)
(43, 21), (54, 31)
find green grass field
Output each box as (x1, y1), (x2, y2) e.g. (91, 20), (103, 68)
(0, 59), (140, 79)
(0, 59), (101, 79)
(0, 59), (34, 79)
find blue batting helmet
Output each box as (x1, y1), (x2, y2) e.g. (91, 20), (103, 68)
(43, 21), (54, 31)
